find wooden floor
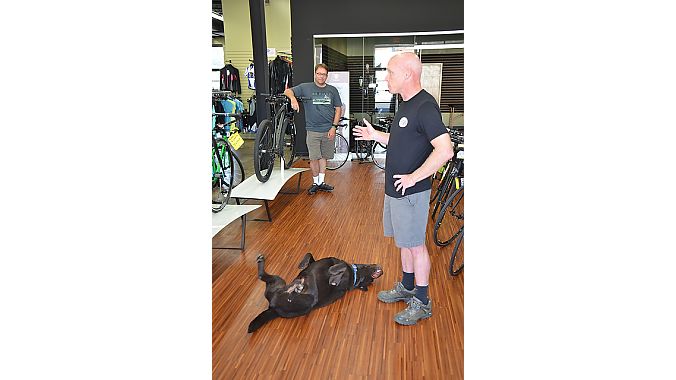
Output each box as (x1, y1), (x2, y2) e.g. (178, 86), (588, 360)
(212, 158), (464, 379)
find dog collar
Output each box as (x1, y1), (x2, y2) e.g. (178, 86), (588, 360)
(352, 264), (358, 287)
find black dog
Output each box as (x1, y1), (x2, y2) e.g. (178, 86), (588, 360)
(247, 253), (383, 333)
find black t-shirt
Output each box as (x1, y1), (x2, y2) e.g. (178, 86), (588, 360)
(385, 90), (447, 198)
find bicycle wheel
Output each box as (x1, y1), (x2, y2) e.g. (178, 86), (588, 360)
(449, 226), (464, 276)
(432, 159), (463, 219)
(253, 119), (275, 182)
(212, 139), (233, 213)
(327, 134), (349, 170)
(371, 142), (387, 169)
(225, 149), (245, 194)
(278, 115), (296, 169)
(433, 185), (464, 247)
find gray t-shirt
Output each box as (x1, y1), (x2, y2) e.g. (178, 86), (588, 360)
(289, 82), (342, 132)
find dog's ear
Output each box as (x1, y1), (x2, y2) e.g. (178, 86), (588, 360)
(328, 264), (347, 286)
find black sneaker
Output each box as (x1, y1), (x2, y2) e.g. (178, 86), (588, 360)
(318, 182), (334, 192)
(308, 183), (320, 195)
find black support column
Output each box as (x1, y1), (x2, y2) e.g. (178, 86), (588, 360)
(249, 0), (270, 124)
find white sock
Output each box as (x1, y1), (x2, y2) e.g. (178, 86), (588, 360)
(318, 173), (325, 184)
(313, 176), (319, 185)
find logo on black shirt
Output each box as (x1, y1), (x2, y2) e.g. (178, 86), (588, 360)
(398, 117), (409, 128)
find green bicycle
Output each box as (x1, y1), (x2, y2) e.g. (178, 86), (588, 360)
(212, 112), (245, 213)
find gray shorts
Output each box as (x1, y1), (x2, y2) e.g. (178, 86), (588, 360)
(306, 130), (334, 160)
(383, 189), (431, 248)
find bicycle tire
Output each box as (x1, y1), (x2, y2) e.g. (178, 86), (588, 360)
(433, 185), (464, 247)
(327, 134), (349, 170)
(371, 142), (387, 169)
(449, 226), (464, 276)
(253, 119), (275, 182)
(214, 149), (245, 213)
(227, 149), (245, 194)
(278, 115), (296, 169)
(212, 138), (233, 213)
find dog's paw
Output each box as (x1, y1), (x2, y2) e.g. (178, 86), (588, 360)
(298, 252), (313, 269)
(256, 254), (265, 263)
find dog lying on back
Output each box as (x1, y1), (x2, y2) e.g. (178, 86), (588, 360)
(248, 253), (383, 333)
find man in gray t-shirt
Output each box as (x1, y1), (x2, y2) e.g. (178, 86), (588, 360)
(284, 63), (342, 195)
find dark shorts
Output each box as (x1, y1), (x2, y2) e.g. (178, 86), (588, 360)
(383, 189), (431, 248)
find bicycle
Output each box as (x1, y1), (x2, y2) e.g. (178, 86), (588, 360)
(212, 113), (245, 213)
(431, 130), (464, 247)
(432, 178), (464, 247)
(352, 116), (390, 169)
(326, 117), (351, 170)
(353, 138), (373, 162)
(449, 225), (464, 276)
(370, 116), (392, 170)
(430, 129), (464, 219)
(253, 94), (308, 182)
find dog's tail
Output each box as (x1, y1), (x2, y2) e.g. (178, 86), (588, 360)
(247, 308), (279, 333)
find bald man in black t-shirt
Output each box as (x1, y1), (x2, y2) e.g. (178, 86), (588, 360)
(353, 52), (453, 326)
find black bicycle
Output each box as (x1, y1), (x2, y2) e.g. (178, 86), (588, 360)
(433, 181), (464, 244)
(353, 116), (390, 169)
(432, 171), (463, 250)
(449, 225), (464, 276)
(326, 117), (351, 170)
(212, 113), (245, 213)
(430, 129), (464, 219)
(370, 116), (392, 170)
(432, 130), (464, 247)
(253, 94), (308, 182)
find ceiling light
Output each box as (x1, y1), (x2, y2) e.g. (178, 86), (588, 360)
(413, 43), (464, 50)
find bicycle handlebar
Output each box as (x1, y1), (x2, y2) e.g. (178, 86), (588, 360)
(259, 93), (311, 103)
(212, 113), (242, 120)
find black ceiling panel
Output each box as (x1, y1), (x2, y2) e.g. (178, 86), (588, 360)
(212, 0), (224, 38)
